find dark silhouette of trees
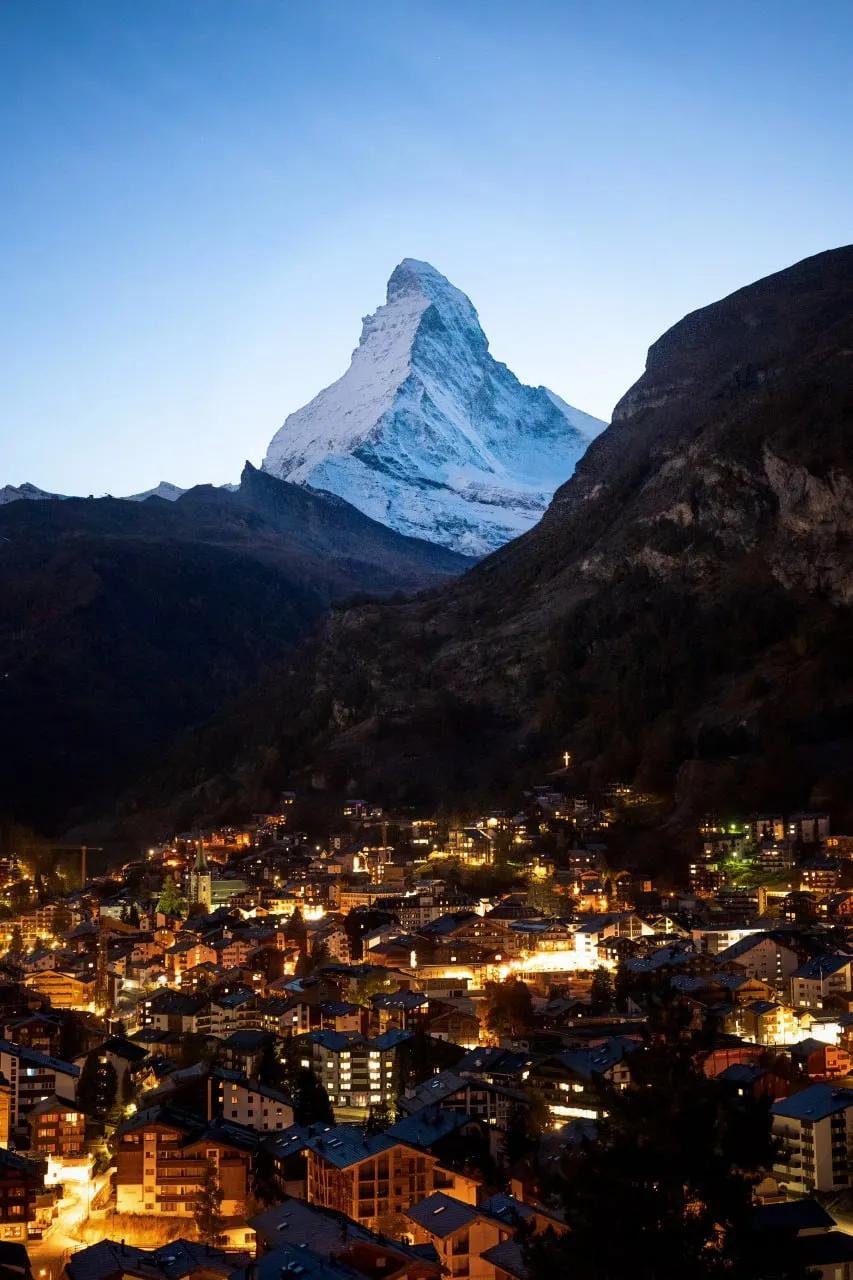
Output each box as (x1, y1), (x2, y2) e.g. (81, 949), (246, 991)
(589, 966), (614, 1014)
(76, 1053), (117, 1119)
(289, 1067), (334, 1125)
(193, 1163), (225, 1244)
(365, 1101), (393, 1133)
(525, 997), (812, 1280)
(484, 977), (533, 1038)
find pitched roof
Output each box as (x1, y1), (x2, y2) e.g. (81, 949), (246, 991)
(405, 1193), (482, 1237)
(387, 1106), (476, 1148)
(752, 1199), (835, 1232)
(480, 1193), (536, 1226)
(233, 1244), (365, 1280)
(772, 1083), (853, 1122)
(0, 1039), (79, 1077)
(67, 1239), (249, 1280)
(792, 954), (853, 980)
(250, 1197), (439, 1269)
(796, 1232), (853, 1265)
(480, 1241), (527, 1280)
(717, 1064), (766, 1085)
(304, 1124), (397, 1168)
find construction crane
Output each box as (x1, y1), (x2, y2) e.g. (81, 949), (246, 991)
(19, 843), (104, 889)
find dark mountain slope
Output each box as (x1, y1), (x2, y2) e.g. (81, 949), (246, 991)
(157, 246), (853, 831)
(0, 468), (471, 833)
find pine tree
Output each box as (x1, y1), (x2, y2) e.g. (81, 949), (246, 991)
(52, 904), (72, 936)
(99, 1058), (118, 1117)
(484, 977), (533, 1037)
(285, 906), (307, 949)
(157, 874), (186, 918)
(589, 967), (614, 1014)
(76, 1052), (101, 1116)
(77, 1052), (118, 1120)
(258, 1040), (288, 1091)
(290, 1067), (334, 1125)
(8, 925), (23, 955)
(193, 1163), (225, 1245)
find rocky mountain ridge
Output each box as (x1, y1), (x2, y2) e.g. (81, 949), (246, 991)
(158, 246), (853, 835)
(0, 466), (470, 832)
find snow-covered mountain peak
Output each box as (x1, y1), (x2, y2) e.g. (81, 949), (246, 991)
(263, 260), (607, 555)
(387, 258), (480, 322)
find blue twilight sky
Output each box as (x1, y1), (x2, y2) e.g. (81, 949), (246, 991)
(1, 0), (852, 495)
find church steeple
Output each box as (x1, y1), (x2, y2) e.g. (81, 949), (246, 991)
(189, 841), (212, 909)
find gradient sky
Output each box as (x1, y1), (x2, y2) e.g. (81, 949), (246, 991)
(2, 0), (852, 495)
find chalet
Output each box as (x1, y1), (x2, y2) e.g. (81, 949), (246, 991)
(22, 971), (97, 1011)
(303, 1124), (478, 1231)
(215, 1070), (294, 1131)
(1, 1015), (61, 1057)
(220, 1029), (276, 1077)
(370, 990), (428, 1034)
(424, 1000), (480, 1048)
(730, 999), (799, 1046)
(399, 1071), (528, 1131)
(27, 1095), (86, 1157)
(139, 991), (208, 1034)
(115, 1105), (257, 1217)
(789, 1038), (853, 1080)
(715, 932), (805, 987)
(528, 1038), (638, 1122)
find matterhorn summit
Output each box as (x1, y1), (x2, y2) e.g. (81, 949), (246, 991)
(263, 259), (605, 555)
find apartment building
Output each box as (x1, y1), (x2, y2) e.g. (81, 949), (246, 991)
(304, 1125), (478, 1231)
(0, 1041), (79, 1130)
(22, 971), (97, 1011)
(772, 1084), (853, 1193)
(115, 1105), (257, 1217)
(399, 1072), (525, 1131)
(791, 955), (853, 1010)
(715, 931), (804, 987)
(216, 1071), (294, 1131)
(299, 1028), (410, 1109)
(27, 1095), (86, 1157)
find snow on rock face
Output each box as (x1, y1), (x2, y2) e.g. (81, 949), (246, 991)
(263, 258), (606, 555)
(0, 482), (66, 504)
(125, 481), (185, 502)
